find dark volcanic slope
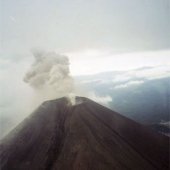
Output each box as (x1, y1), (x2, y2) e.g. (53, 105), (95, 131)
(0, 97), (169, 170)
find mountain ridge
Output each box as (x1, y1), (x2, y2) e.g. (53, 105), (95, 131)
(0, 97), (169, 170)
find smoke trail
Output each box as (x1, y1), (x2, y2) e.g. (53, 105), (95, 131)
(24, 50), (74, 101)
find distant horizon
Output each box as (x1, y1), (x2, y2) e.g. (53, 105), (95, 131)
(68, 49), (170, 76)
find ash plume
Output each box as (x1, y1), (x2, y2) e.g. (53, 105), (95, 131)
(24, 50), (74, 101)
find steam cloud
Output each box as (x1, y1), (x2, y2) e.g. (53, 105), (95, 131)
(24, 50), (74, 101)
(23, 49), (112, 106)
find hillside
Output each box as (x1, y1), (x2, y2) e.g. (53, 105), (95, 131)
(0, 97), (169, 170)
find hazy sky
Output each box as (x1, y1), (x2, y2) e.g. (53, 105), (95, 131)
(0, 0), (170, 75)
(1, 0), (170, 53)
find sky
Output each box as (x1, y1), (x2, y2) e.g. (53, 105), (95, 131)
(0, 0), (170, 66)
(0, 0), (170, 138)
(0, 0), (170, 75)
(68, 49), (170, 75)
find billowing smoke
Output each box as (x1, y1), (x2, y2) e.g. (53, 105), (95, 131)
(24, 50), (74, 102)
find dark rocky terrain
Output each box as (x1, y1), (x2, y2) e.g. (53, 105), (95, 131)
(0, 97), (169, 170)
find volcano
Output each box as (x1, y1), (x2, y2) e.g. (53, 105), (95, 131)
(0, 97), (169, 170)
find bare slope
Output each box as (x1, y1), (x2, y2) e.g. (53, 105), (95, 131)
(0, 97), (169, 170)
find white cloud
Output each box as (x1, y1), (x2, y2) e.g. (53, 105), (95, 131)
(112, 65), (170, 85)
(88, 92), (112, 106)
(114, 80), (144, 89)
(134, 66), (170, 80)
(68, 49), (170, 76)
(113, 75), (132, 83)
